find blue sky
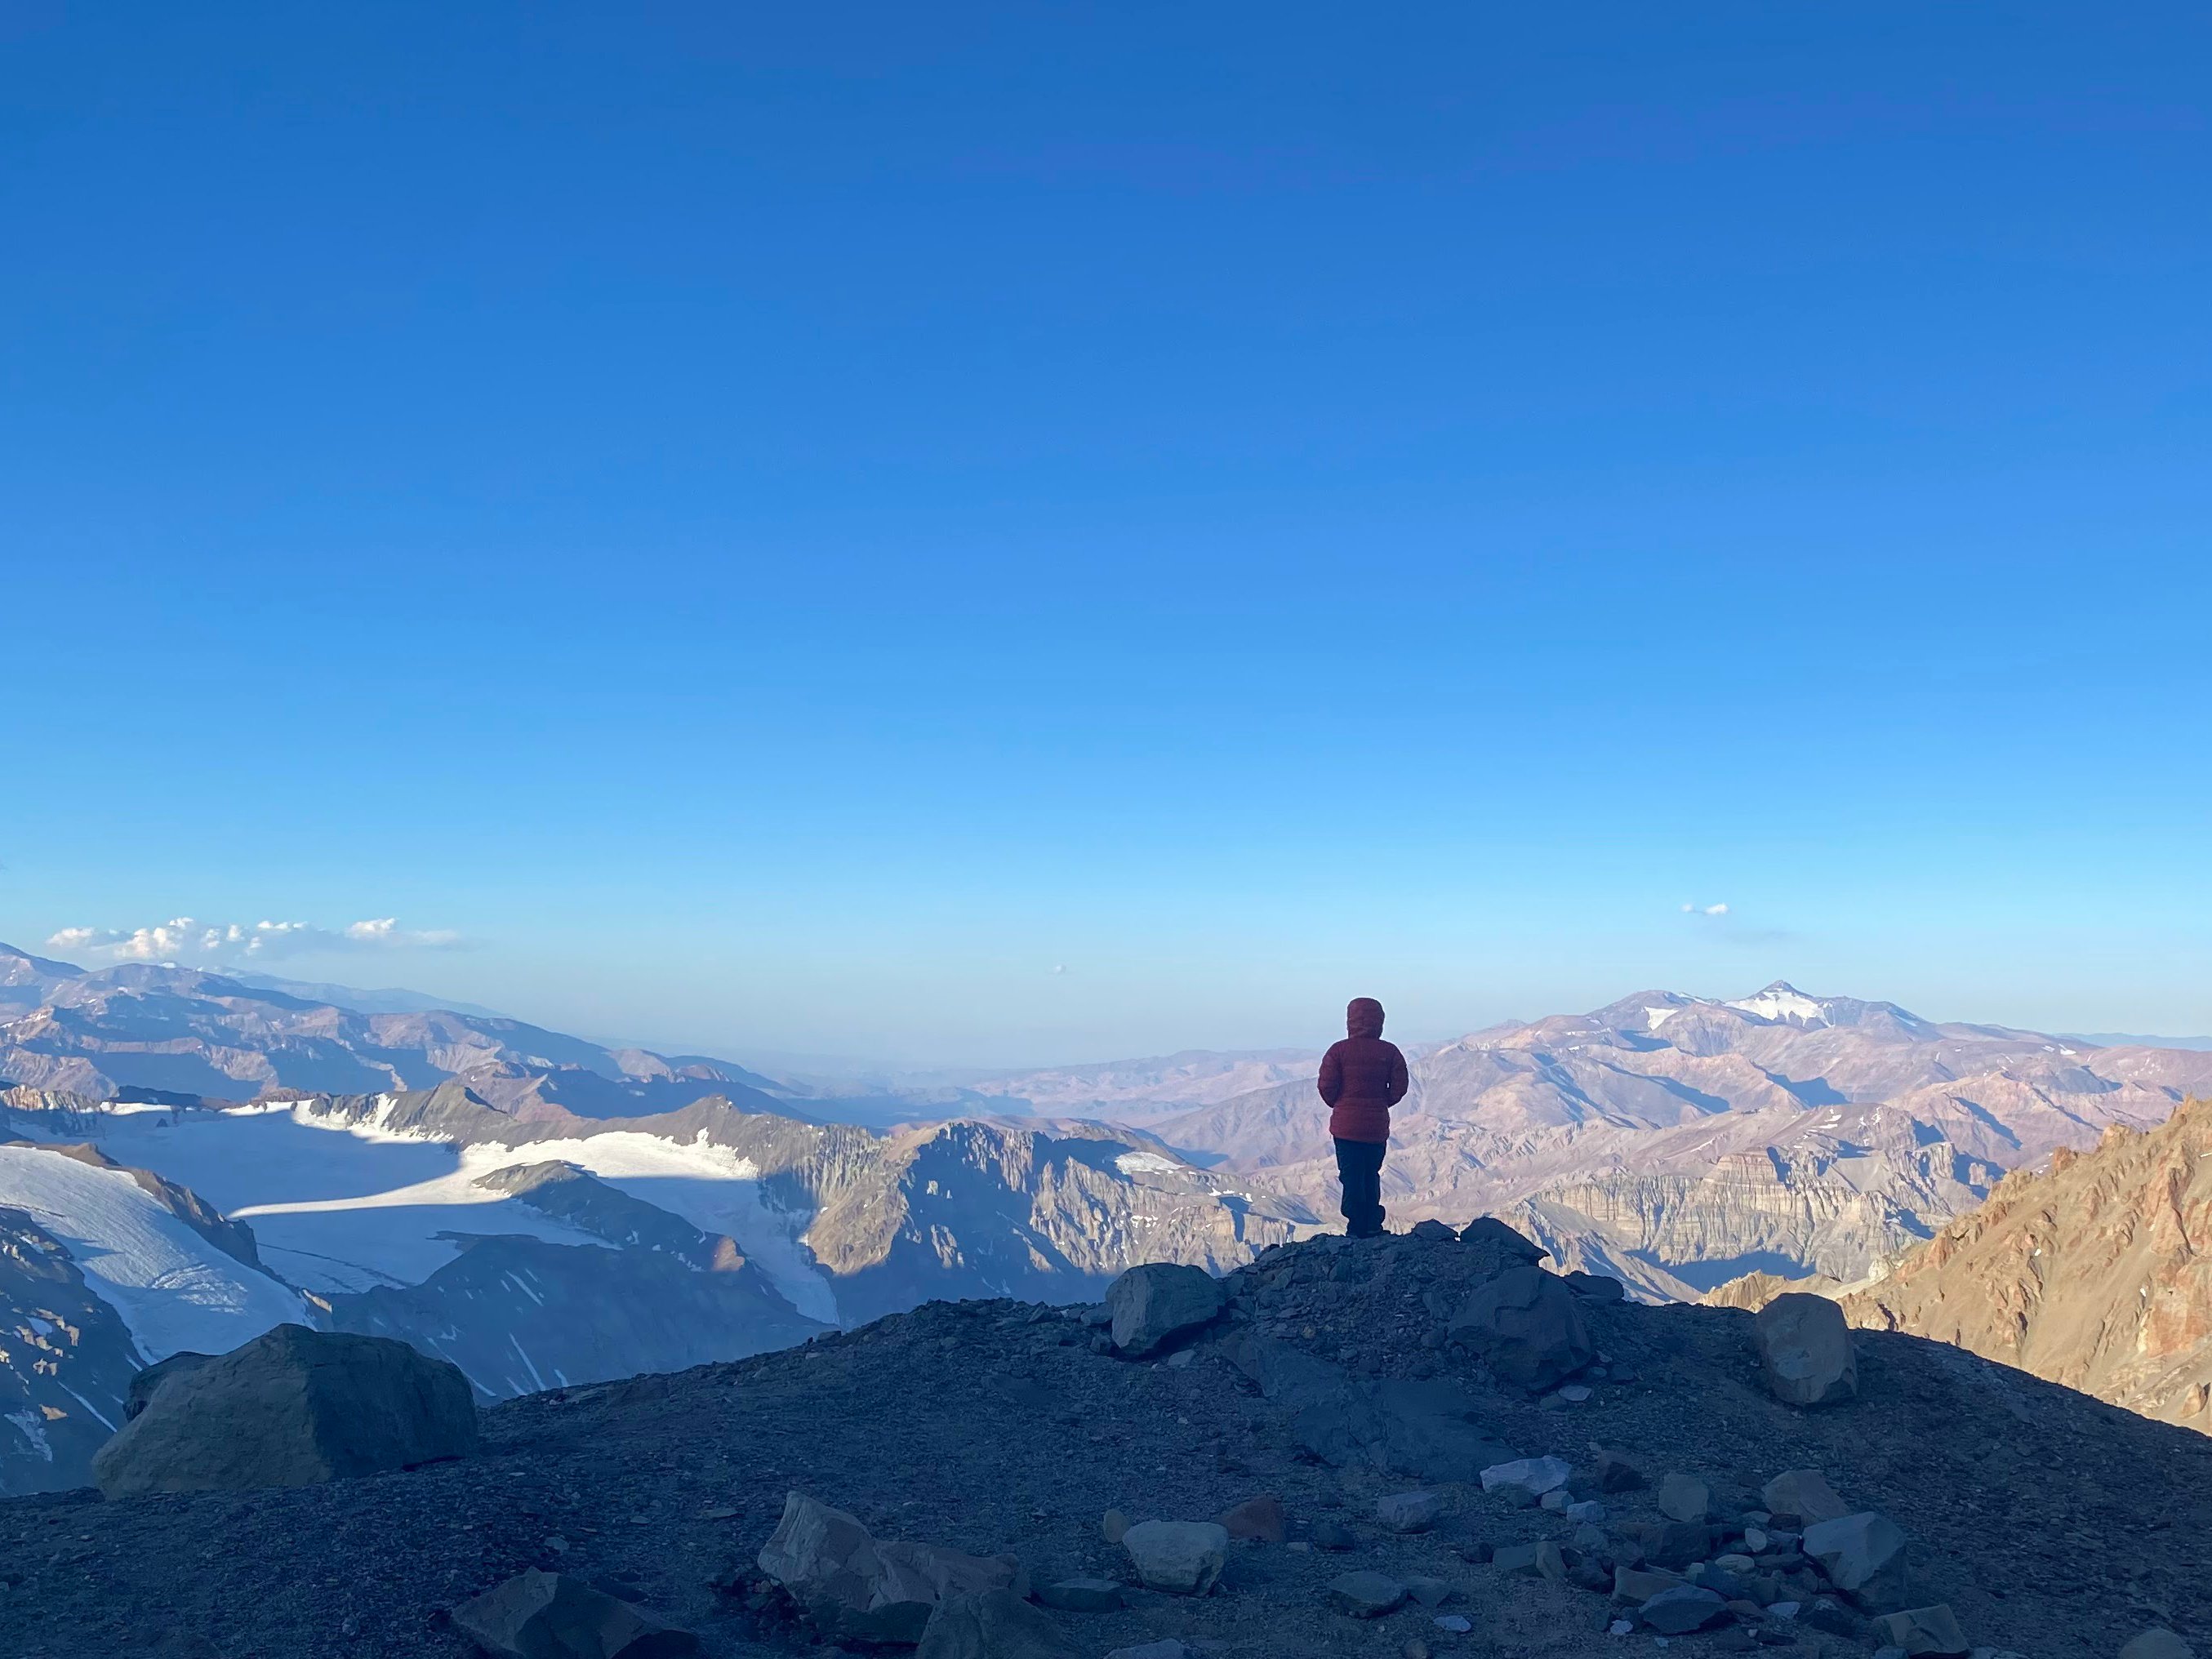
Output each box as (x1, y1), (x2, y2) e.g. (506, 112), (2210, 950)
(3, 4), (2207, 1064)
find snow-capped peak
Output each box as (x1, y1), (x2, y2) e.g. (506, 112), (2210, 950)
(1726, 982), (1830, 1027)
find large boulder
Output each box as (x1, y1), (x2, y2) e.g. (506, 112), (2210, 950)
(917, 1590), (1079, 1659)
(92, 1323), (476, 1496)
(1640, 1585), (1727, 1635)
(2121, 1634), (2196, 1659)
(758, 1491), (1022, 1643)
(1754, 1293), (1858, 1406)
(1448, 1266), (1592, 1390)
(1106, 1264), (1226, 1356)
(1121, 1520), (1229, 1595)
(449, 1570), (698, 1659)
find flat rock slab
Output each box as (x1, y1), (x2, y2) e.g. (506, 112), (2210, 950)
(1658, 1472), (1711, 1523)
(1763, 1468), (1849, 1523)
(1640, 1585), (1728, 1635)
(1802, 1510), (1910, 1604)
(918, 1589), (1079, 1659)
(1329, 1571), (1407, 1617)
(1035, 1578), (1124, 1612)
(1479, 1456), (1570, 1496)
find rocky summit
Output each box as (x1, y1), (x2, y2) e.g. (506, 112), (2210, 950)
(2, 1222), (2207, 1659)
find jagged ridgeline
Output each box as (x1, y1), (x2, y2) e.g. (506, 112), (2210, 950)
(0, 1081), (1312, 1495)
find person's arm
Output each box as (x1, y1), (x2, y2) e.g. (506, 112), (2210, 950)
(1318, 1043), (1343, 1106)
(1385, 1044), (1409, 1106)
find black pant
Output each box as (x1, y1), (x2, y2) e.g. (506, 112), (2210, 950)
(1334, 1136), (1386, 1237)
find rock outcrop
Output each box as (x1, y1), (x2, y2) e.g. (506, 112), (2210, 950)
(1842, 1097), (2212, 1431)
(91, 1323), (477, 1495)
(449, 1569), (699, 1658)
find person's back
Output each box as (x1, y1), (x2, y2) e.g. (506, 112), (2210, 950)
(1316, 996), (1408, 1237)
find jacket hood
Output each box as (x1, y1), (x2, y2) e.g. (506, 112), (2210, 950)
(1346, 997), (1386, 1039)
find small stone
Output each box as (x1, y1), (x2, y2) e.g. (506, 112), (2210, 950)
(1573, 1524), (1609, 1553)
(1377, 1491), (1444, 1533)
(1036, 1579), (1124, 1613)
(1596, 1447), (1651, 1493)
(1715, 1553), (1756, 1572)
(1122, 1521), (1229, 1595)
(1658, 1474), (1710, 1523)
(1435, 1616), (1473, 1634)
(1640, 1586), (1728, 1635)
(1566, 1500), (1607, 1524)
(1330, 1570), (1408, 1618)
(1101, 1509), (1130, 1545)
(1480, 1456), (1571, 1496)
(1163, 1350), (1196, 1370)
(1311, 1519), (1357, 1551)
(1404, 1576), (1456, 1608)
(1870, 1605), (1969, 1657)
(1403, 1641), (1431, 1659)
(1560, 1385), (1593, 1402)
(1742, 1528), (1769, 1553)
(1538, 1489), (1569, 1511)
(1614, 1567), (1685, 1601)
(1104, 1643), (1186, 1659)
(1608, 1620), (1634, 1637)
(1491, 1541), (1567, 1581)
(1217, 1495), (1286, 1544)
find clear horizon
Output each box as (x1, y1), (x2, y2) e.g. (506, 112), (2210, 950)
(6, 6), (2208, 1065)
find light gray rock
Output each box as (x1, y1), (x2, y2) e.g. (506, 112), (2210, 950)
(449, 1569), (698, 1659)
(1870, 1604), (1969, 1657)
(1754, 1293), (1858, 1407)
(758, 1492), (1022, 1644)
(1329, 1570), (1407, 1617)
(1036, 1578), (1124, 1612)
(1613, 1567), (1685, 1601)
(1448, 1265), (1593, 1390)
(93, 1323), (476, 1497)
(1640, 1585), (1728, 1635)
(2120, 1634), (2196, 1659)
(1566, 1500), (1608, 1523)
(1435, 1616), (1472, 1634)
(1538, 1488), (1569, 1511)
(1479, 1455), (1571, 1496)
(1101, 1509), (1131, 1544)
(1763, 1469), (1849, 1523)
(918, 1590), (1079, 1659)
(1404, 1576), (1456, 1608)
(1122, 1519), (1230, 1595)
(1106, 1264), (1226, 1357)
(1377, 1490), (1443, 1532)
(1803, 1511), (1911, 1608)
(1658, 1473), (1710, 1523)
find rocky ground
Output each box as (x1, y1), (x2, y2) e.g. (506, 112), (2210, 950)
(2, 1225), (2206, 1659)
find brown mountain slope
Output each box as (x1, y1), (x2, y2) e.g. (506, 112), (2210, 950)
(1841, 1096), (2212, 1431)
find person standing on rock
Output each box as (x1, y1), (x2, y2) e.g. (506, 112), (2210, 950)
(1317, 996), (1409, 1239)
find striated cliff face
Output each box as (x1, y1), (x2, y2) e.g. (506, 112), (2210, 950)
(1841, 1096), (2212, 1432)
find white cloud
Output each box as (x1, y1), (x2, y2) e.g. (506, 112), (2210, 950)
(1680, 902), (1731, 918)
(1704, 902), (1729, 916)
(46, 915), (463, 964)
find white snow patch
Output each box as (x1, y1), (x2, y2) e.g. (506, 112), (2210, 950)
(1115, 1151), (1186, 1176)
(0, 1146), (306, 1363)
(1726, 988), (1828, 1026)
(5, 1409), (52, 1461)
(1645, 1007), (1680, 1034)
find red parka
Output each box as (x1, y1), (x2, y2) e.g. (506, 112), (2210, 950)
(1317, 996), (1409, 1144)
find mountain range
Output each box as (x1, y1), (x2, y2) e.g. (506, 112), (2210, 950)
(7, 938), (2211, 1490)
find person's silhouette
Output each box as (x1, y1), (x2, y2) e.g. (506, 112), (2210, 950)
(1315, 996), (1409, 1238)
